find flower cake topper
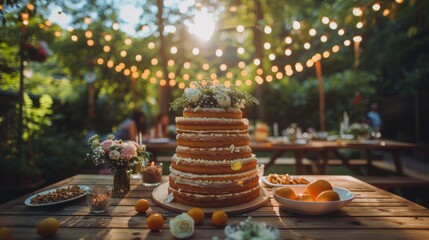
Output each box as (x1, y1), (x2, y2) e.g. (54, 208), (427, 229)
(170, 78), (259, 111)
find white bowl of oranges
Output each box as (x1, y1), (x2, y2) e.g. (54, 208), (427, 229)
(272, 179), (354, 215)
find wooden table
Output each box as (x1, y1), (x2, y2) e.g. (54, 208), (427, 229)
(145, 140), (416, 176)
(1, 174), (428, 239)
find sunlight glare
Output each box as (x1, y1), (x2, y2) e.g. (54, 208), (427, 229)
(188, 7), (216, 41)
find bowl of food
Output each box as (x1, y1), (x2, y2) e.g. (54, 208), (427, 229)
(224, 217), (279, 240)
(272, 179), (354, 215)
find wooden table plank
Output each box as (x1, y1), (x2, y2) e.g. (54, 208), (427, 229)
(1, 174), (428, 240)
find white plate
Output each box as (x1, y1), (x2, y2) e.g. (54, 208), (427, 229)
(148, 138), (170, 143)
(273, 185), (354, 215)
(261, 176), (310, 187)
(24, 185), (90, 207)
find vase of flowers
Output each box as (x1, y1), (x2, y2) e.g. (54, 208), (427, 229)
(85, 135), (150, 193)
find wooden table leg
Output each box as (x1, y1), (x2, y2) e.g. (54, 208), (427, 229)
(392, 150), (404, 176)
(264, 150), (286, 170)
(294, 151), (304, 175)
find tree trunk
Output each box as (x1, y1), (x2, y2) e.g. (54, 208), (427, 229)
(156, 0), (172, 114)
(252, 0), (268, 122)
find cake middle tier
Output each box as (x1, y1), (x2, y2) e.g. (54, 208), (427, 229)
(177, 132), (250, 148)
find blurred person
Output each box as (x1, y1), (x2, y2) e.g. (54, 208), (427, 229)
(115, 110), (150, 141)
(366, 103), (382, 131)
(152, 113), (169, 138)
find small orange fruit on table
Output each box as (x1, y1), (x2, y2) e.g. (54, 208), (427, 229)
(306, 179), (333, 200)
(135, 199), (150, 213)
(315, 190), (340, 202)
(187, 207), (205, 225)
(275, 187), (297, 200)
(147, 213), (164, 231)
(37, 217), (59, 237)
(211, 210), (228, 227)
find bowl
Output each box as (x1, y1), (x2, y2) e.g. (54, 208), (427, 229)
(224, 217), (279, 240)
(273, 185), (354, 215)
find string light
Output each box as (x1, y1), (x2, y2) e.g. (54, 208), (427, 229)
(169, 79), (176, 86)
(112, 22), (120, 30)
(372, 3), (381, 11)
(292, 21), (301, 30)
(84, 17), (92, 25)
(148, 42), (156, 49)
(332, 45), (340, 53)
(215, 49), (223, 57)
(132, 72), (139, 78)
(213, 79), (220, 85)
(383, 9), (390, 16)
(268, 53), (276, 61)
(253, 58), (261, 65)
(151, 58), (158, 65)
(170, 46), (178, 54)
(67, 26), (74, 32)
(159, 79), (167, 86)
(264, 26), (272, 34)
(156, 70), (163, 78)
(285, 36), (292, 44)
(220, 64), (227, 71)
(256, 68), (263, 75)
(120, 50), (127, 57)
(237, 47), (245, 54)
(124, 39), (132, 45)
(255, 76), (263, 84)
(54, 31), (62, 37)
(276, 72), (283, 79)
(97, 58), (104, 65)
(285, 49), (292, 56)
(306, 59), (314, 68)
(266, 75), (273, 82)
(271, 66), (279, 73)
(226, 72), (233, 79)
(338, 29), (345, 35)
(107, 60), (114, 68)
(329, 21), (338, 30)
(344, 40), (351, 46)
(245, 79), (252, 86)
(87, 40), (94, 46)
(353, 36), (362, 42)
(323, 51), (331, 58)
(183, 73), (190, 81)
(135, 55), (142, 61)
(322, 17), (329, 24)
(192, 48), (200, 55)
(104, 34), (112, 41)
(320, 35), (328, 42)
(197, 74), (204, 80)
(165, 59), (174, 67)
(27, 3), (35, 11)
(150, 77), (157, 84)
(71, 35), (78, 41)
(184, 62), (191, 69)
(203, 63), (210, 70)
(178, 82), (186, 89)
(263, 42), (271, 50)
(395, 0), (403, 4)
(312, 53), (322, 62)
(238, 61), (246, 69)
(295, 63), (304, 72)
(235, 80), (242, 86)
(236, 25), (245, 33)
(353, 8), (363, 17)
(224, 80), (231, 87)
(103, 46), (110, 52)
(210, 73), (217, 80)
(309, 29), (317, 36)
(356, 22), (363, 29)
(85, 31), (93, 38)
(124, 69), (131, 76)
(241, 69), (248, 77)
(304, 42), (311, 49)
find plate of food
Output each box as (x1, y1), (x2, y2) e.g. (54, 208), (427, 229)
(272, 179), (354, 215)
(24, 185), (89, 207)
(262, 174), (310, 187)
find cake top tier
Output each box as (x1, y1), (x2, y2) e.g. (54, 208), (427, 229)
(170, 78), (259, 111)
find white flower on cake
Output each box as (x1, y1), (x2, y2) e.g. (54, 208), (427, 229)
(184, 88), (202, 103)
(169, 213), (195, 239)
(214, 91), (232, 108)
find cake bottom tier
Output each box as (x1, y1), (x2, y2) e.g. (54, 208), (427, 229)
(168, 185), (261, 208)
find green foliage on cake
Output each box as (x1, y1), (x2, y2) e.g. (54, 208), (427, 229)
(170, 78), (259, 111)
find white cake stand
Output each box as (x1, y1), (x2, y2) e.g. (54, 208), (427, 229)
(152, 182), (269, 214)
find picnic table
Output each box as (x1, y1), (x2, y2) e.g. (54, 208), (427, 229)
(0, 174), (428, 239)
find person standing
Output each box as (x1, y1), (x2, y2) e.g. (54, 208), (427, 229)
(115, 110), (149, 141)
(366, 103), (382, 131)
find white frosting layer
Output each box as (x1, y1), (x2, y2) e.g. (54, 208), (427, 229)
(169, 166), (258, 179)
(176, 117), (246, 123)
(170, 173), (257, 188)
(176, 145), (251, 153)
(169, 185), (260, 199)
(172, 154), (255, 165)
(176, 129), (248, 134)
(184, 107), (242, 113)
(178, 133), (249, 137)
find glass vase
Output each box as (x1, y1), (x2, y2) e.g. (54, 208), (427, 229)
(113, 166), (130, 193)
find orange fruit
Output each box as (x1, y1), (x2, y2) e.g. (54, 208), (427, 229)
(296, 193), (313, 202)
(306, 179), (333, 200)
(187, 207), (205, 225)
(315, 190), (340, 202)
(275, 187), (297, 200)
(135, 199), (150, 213)
(37, 217), (59, 237)
(211, 210), (228, 227)
(147, 214), (164, 231)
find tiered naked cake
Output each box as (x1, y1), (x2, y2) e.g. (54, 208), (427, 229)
(168, 80), (260, 207)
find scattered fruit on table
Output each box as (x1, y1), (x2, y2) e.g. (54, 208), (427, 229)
(315, 190), (340, 202)
(0, 227), (12, 240)
(187, 207), (205, 225)
(37, 217), (59, 237)
(135, 199), (150, 213)
(147, 213), (164, 231)
(306, 179), (333, 200)
(266, 174), (309, 185)
(274, 187), (297, 200)
(211, 210), (228, 227)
